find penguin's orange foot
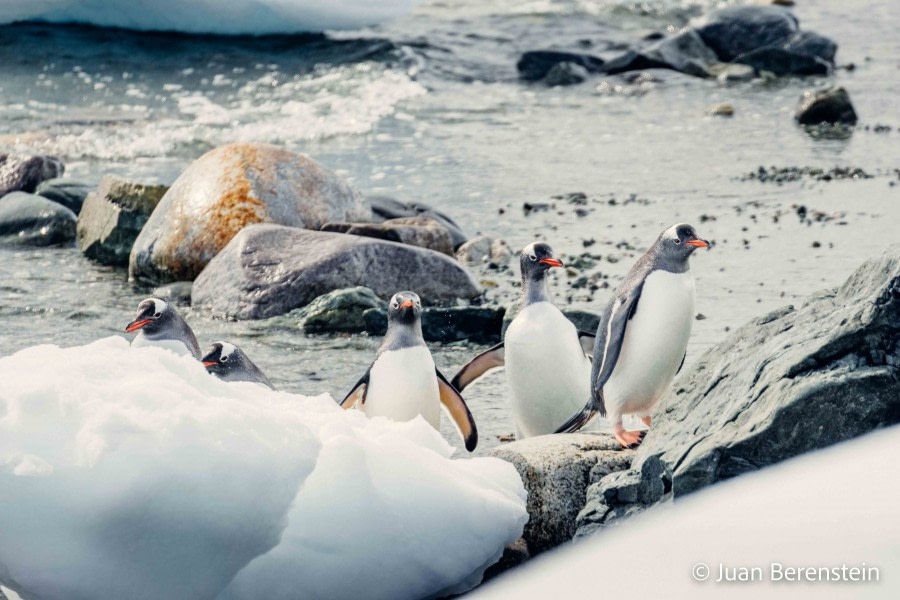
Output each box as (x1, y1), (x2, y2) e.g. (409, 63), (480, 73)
(615, 429), (646, 449)
(641, 416), (651, 427)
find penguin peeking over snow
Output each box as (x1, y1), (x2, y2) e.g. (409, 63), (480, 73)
(125, 297), (201, 359)
(202, 342), (275, 390)
(340, 291), (478, 452)
(556, 223), (710, 448)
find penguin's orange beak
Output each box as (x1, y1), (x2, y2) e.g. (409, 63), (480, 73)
(685, 239), (709, 248)
(539, 258), (563, 267)
(400, 300), (414, 308)
(125, 318), (152, 333)
(202, 361), (217, 367)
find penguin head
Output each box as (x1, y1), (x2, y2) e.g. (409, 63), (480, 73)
(125, 297), (173, 334)
(202, 341), (243, 377)
(387, 291), (422, 325)
(659, 223), (709, 262)
(520, 242), (563, 281)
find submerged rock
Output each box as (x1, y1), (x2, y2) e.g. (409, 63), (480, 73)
(321, 216), (454, 256)
(191, 224), (481, 320)
(0, 154), (64, 197)
(516, 50), (605, 82)
(367, 196), (468, 249)
(0, 192), (76, 246)
(795, 86), (858, 125)
(733, 47), (830, 76)
(35, 178), (92, 214)
(130, 143), (370, 284)
(77, 176), (169, 266)
(542, 62), (590, 87)
(294, 287), (385, 334)
(362, 305), (505, 343)
(692, 5), (798, 62)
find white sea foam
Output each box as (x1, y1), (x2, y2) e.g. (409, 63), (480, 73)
(0, 336), (527, 600)
(0, 0), (420, 34)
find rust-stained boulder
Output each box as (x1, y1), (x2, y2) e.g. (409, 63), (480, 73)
(129, 143), (370, 284)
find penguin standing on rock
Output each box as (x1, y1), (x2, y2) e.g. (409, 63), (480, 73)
(341, 291), (478, 452)
(556, 224), (710, 448)
(202, 342), (275, 390)
(451, 242), (595, 438)
(125, 297), (201, 359)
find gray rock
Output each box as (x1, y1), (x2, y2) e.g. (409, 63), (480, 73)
(152, 281), (193, 305)
(456, 236), (493, 264)
(191, 224), (482, 320)
(130, 143), (370, 284)
(362, 305), (505, 344)
(542, 62), (590, 87)
(784, 30), (837, 64)
(601, 50), (670, 76)
(321, 216), (454, 256)
(643, 29), (718, 77)
(0, 192), (76, 246)
(367, 196), (468, 250)
(35, 178), (91, 214)
(795, 86), (858, 125)
(490, 239), (514, 261)
(692, 5), (798, 62)
(76, 176), (169, 266)
(733, 47), (831, 76)
(516, 50), (605, 82)
(294, 287), (385, 334)
(489, 433), (632, 553)
(0, 154), (64, 197)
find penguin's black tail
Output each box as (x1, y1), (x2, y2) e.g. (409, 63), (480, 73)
(554, 405), (600, 434)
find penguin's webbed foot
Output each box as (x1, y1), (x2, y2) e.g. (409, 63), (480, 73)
(615, 429), (646, 449)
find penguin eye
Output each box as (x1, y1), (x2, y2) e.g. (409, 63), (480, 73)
(528, 254), (537, 261)
(220, 355), (229, 363)
(673, 238), (681, 245)
(153, 312), (161, 318)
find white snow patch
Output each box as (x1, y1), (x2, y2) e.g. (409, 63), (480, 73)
(0, 336), (527, 600)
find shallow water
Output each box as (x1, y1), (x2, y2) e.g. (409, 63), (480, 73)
(1, 0), (898, 454)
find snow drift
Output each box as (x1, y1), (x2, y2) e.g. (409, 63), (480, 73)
(0, 337), (527, 600)
(0, 0), (419, 35)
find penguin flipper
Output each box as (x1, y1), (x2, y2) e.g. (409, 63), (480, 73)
(577, 331), (596, 358)
(436, 369), (478, 452)
(592, 281), (644, 397)
(340, 371), (370, 409)
(449, 342), (505, 392)
(554, 405), (601, 434)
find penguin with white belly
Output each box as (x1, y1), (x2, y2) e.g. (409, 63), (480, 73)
(125, 297), (201, 359)
(341, 291), (478, 452)
(451, 242), (595, 438)
(556, 223), (709, 448)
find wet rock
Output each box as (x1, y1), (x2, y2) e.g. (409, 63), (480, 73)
(619, 29), (720, 78)
(733, 47), (830, 76)
(692, 5), (799, 62)
(151, 281), (193, 305)
(0, 154), (64, 197)
(321, 216), (454, 256)
(191, 224), (481, 320)
(784, 30), (838, 63)
(367, 195), (467, 249)
(542, 62), (590, 87)
(130, 143), (369, 284)
(35, 178), (91, 214)
(600, 50), (670, 76)
(795, 86), (858, 125)
(362, 305), (505, 343)
(710, 62), (755, 82)
(708, 102), (735, 117)
(575, 244), (900, 536)
(456, 236), (493, 264)
(489, 433), (632, 553)
(294, 287), (385, 334)
(76, 175), (169, 267)
(0, 192), (76, 246)
(516, 50), (604, 82)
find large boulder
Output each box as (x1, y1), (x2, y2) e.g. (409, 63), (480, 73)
(367, 196), (468, 249)
(321, 216), (455, 256)
(489, 434), (632, 554)
(795, 86), (858, 125)
(76, 176), (169, 266)
(0, 192), (76, 246)
(35, 178), (92, 214)
(294, 287), (385, 334)
(576, 244), (900, 537)
(691, 5), (798, 62)
(191, 224), (482, 320)
(0, 154), (64, 197)
(130, 143), (370, 284)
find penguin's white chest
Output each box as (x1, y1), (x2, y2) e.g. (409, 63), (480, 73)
(364, 346), (441, 428)
(131, 333), (193, 357)
(505, 302), (592, 438)
(604, 270), (695, 417)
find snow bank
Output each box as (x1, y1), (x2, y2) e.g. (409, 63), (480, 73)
(0, 337), (527, 600)
(474, 426), (900, 600)
(0, 0), (419, 34)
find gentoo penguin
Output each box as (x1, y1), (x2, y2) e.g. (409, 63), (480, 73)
(341, 291), (478, 452)
(202, 342), (275, 390)
(450, 242), (595, 438)
(124, 297), (201, 359)
(556, 223), (709, 448)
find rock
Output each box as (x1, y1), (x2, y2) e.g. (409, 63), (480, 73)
(191, 224), (482, 320)
(362, 308), (388, 336)
(294, 287), (385, 334)
(575, 244), (900, 537)
(76, 175), (169, 266)
(129, 143), (370, 284)
(362, 305), (505, 343)
(367, 196), (468, 250)
(151, 281), (193, 305)
(481, 537), (530, 583)
(489, 433), (632, 553)
(733, 47), (830, 76)
(0, 154), (64, 197)
(692, 5), (798, 62)
(321, 217), (454, 256)
(795, 86), (858, 125)
(456, 236), (493, 264)
(35, 178), (91, 214)
(600, 50), (670, 76)
(542, 62), (590, 87)
(784, 30), (837, 63)
(710, 62), (756, 82)
(0, 192), (76, 246)
(516, 50), (605, 82)
(642, 29), (718, 77)
(708, 102), (735, 117)
(490, 239), (514, 261)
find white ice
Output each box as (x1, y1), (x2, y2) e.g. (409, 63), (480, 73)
(0, 336), (527, 600)
(0, 0), (420, 34)
(473, 426), (900, 600)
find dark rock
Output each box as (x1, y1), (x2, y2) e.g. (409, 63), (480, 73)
(795, 86), (858, 125)
(482, 538), (530, 583)
(733, 47), (830, 76)
(35, 178), (91, 214)
(601, 50), (670, 76)
(367, 196), (468, 249)
(191, 224), (481, 320)
(642, 29), (718, 77)
(295, 287), (385, 334)
(321, 216), (454, 256)
(151, 281), (193, 305)
(362, 307), (388, 336)
(76, 176), (169, 267)
(542, 62), (590, 86)
(516, 50), (604, 82)
(784, 30), (838, 63)
(692, 5), (798, 62)
(0, 192), (76, 246)
(363, 305), (506, 343)
(0, 154), (64, 197)
(489, 433), (632, 553)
